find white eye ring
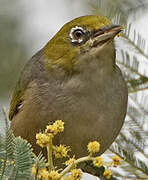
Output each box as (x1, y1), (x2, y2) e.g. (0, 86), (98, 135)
(69, 26), (85, 44)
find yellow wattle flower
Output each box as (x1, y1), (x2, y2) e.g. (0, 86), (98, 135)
(32, 164), (37, 176)
(71, 169), (82, 180)
(87, 141), (100, 155)
(38, 168), (49, 179)
(53, 144), (70, 158)
(112, 155), (121, 167)
(65, 157), (76, 166)
(48, 170), (60, 180)
(45, 120), (64, 135)
(103, 169), (112, 179)
(93, 156), (103, 167)
(36, 132), (52, 148)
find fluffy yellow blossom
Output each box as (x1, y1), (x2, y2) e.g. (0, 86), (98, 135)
(32, 164), (37, 176)
(48, 170), (60, 180)
(65, 157), (76, 166)
(93, 156), (103, 167)
(71, 169), (82, 180)
(53, 145), (70, 158)
(87, 141), (100, 155)
(11, 160), (14, 165)
(112, 155), (121, 167)
(32, 165), (49, 180)
(36, 132), (52, 148)
(36, 132), (51, 147)
(38, 168), (49, 179)
(7, 160), (14, 166)
(103, 169), (112, 179)
(55, 120), (64, 132)
(46, 120), (64, 135)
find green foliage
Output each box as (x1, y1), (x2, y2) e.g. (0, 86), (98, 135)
(89, 0), (148, 24)
(110, 143), (148, 179)
(33, 152), (47, 173)
(9, 137), (33, 180)
(0, 109), (33, 180)
(0, 108), (48, 179)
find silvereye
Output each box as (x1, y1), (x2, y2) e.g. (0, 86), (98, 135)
(9, 15), (128, 166)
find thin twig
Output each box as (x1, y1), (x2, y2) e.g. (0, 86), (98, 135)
(59, 156), (93, 178)
(47, 139), (54, 171)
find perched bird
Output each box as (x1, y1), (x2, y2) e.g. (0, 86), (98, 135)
(9, 15), (128, 165)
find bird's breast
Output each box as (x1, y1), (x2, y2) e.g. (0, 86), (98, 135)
(38, 65), (127, 157)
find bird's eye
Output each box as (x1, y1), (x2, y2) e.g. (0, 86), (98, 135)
(73, 29), (84, 39)
(69, 26), (85, 44)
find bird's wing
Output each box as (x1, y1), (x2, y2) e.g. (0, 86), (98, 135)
(9, 82), (25, 120)
(9, 49), (43, 120)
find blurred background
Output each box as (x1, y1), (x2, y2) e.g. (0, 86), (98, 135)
(0, 0), (89, 104)
(1, 0), (148, 179)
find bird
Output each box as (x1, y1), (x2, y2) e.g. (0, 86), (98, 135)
(9, 15), (128, 169)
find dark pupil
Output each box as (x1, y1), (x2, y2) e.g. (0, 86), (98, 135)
(74, 30), (83, 39)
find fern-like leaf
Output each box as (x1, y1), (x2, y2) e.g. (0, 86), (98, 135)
(0, 108), (15, 179)
(9, 137), (33, 180)
(89, 0), (148, 25)
(110, 143), (148, 178)
(33, 152), (46, 170)
(123, 24), (148, 60)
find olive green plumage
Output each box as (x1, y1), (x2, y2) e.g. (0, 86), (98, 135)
(43, 15), (111, 70)
(9, 15), (128, 171)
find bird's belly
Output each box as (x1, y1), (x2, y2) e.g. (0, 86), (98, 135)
(11, 67), (127, 159)
(46, 77), (127, 158)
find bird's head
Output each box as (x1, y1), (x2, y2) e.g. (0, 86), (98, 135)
(43, 15), (122, 72)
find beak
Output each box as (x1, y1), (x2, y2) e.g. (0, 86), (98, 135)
(92, 25), (123, 47)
